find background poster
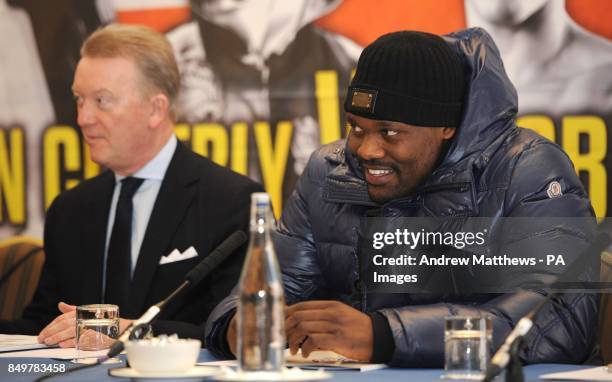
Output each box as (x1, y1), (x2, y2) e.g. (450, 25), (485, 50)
(1, 0), (611, 244)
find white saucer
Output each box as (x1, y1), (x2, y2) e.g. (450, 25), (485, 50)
(213, 367), (330, 382)
(109, 366), (220, 380)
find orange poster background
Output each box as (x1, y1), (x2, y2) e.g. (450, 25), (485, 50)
(117, 7), (190, 32)
(315, 0), (612, 45)
(116, 0), (612, 43)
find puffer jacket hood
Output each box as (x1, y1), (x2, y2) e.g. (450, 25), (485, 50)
(442, 28), (518, 169)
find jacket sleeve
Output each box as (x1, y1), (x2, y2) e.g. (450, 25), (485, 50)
(204, 151), (326, 357)
(275, 155), (326, 306)
(379, 139), (599, 367)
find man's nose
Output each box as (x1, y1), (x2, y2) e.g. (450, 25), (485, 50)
(357, 134), (385, 161)
(77, 101), (95, 127)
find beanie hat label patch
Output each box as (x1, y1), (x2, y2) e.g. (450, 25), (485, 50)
(350, 88), (377, 114)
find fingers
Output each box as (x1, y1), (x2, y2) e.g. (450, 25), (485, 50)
(285, 309), (338, 332)
(58, 338), (75, 348)
(38, 310), (77, 345)
(284, 301), (373, 361)
(38, 315), (64, 342)
(41, 324), (76, 346)
(285, 302), (345, 356)
(285, 300), (341, 316)
(227, 313), (238, 356)
(119, 318), (133, 334)
(287, 321), (335, 355)
(57, 302), (76, 314)
(300, 333), (335, 358)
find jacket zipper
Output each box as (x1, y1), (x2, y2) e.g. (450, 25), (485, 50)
(415, 182), (471, 195)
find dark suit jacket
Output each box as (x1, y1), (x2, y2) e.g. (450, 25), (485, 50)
(0, 142), (262, 340)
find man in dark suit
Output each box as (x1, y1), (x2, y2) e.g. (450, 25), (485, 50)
(0, 24), (262, 347)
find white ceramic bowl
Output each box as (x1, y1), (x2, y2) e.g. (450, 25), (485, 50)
(125, 338), (201, 373)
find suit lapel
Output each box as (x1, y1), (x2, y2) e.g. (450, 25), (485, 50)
(129, 143), (199, 315)
(81, 172), (115, 304)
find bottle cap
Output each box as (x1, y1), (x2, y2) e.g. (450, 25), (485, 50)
(252, 192), (270, 205)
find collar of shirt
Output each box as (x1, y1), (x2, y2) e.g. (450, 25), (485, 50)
(114, 134), (178, 183)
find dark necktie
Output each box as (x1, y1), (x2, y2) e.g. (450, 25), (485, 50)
(105, 177), (144, 312)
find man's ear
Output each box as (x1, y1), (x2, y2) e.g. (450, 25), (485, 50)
(149, 93), (170, 128)
(441, 126), (456, 140)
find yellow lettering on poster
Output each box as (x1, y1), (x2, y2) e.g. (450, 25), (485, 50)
(345, 69), (356, 136)
(255, 121), (293, 218)
(231, 122), (248, 175)
(517, 115), (555, 141)
(192, 123), (228, 166)
(0, 127), (25, 224)
(562, 116), (607, 218)
(43, 126), (80, 209)
(174, 123), (191, 143)
(315, 70), (341, 144)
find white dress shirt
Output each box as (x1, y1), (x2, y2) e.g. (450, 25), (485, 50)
(102, 135), (177, 295)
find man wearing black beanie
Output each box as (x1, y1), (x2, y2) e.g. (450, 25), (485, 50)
(205, 28), (597, 367)
(343, 30), (465, 204)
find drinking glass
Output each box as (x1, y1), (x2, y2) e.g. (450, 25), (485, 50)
(75, 304), (120, 360)
(443, 316), (492, 380)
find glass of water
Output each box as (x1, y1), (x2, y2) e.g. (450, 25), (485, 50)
(76, 304), (120, 357)
(443, 316), (492, 380)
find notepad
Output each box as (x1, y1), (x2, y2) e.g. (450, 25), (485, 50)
(540, 366), (612, 381)
(0, 335), (50, 353)
(0, 346), (108, 360)
(198, 350), (388, 372)
(285, 349), (387, 372)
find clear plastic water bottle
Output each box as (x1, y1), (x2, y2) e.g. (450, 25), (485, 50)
(237, 192), (285, 372)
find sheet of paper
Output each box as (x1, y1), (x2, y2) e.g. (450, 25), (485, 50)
(0, 334), (50, 353)
(0, 347), (108, 360)
(198, 353), (388, 372)
(288, 361), (387, 372)
(286, 349), (355, 363)
(540, 366), (612, 381)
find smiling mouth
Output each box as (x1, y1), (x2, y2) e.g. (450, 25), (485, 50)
(367, 168), (393, 176)
(363, 167), (395, 186)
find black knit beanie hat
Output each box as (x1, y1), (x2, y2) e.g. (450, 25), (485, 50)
(345, 31), (465, 127)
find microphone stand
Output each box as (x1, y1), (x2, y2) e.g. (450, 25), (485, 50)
(482, 231), (610, 382)
(505, 337), (525, 382)
(485, 296), (550, 382)
(106, 280), (190, 358)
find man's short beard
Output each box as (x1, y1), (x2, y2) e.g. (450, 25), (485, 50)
(366, 183), (413, 204)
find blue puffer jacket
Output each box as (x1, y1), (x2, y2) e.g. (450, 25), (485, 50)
(205, 28), (599, 366)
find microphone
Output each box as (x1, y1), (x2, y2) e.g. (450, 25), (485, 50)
(185, 230), (248, 284)
(482, 231), (611, 382)
(105, 230), (248, 358)
(481, 305), (541, 382)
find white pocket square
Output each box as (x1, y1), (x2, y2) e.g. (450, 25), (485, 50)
(159, 246), (198, 265)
